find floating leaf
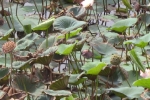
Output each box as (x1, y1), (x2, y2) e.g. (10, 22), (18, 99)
(81, 62), (106, 75)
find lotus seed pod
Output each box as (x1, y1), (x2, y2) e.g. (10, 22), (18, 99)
(2, 41), (16, 54)
(110, 54), (121, 65)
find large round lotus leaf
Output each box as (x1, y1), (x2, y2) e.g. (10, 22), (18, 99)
(53, 16), (87, 33)
(66, 6), (86, 19)
(107, 87), (144, 99)
(91, 42), (117, 55)
(12, 75), (44, 94)
(15, 33), (39, 51)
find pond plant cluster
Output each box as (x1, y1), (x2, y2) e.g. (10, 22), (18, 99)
(1, 0), (150, 100)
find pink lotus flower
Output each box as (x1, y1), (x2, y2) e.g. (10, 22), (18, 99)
(140, 69), (150, 78)
(81, 0), (94, 8)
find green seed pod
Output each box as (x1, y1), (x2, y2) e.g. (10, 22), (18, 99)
(110, 54), (121, 65)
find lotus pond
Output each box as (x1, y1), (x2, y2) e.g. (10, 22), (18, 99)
(1, 0), (150, 100)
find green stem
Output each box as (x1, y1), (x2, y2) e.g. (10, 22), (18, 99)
(143, 48), (150, 68)
(91, 7), (107, 42)
(5, 54), (6, 67)
(118, 65), (131, 87)
(9, 52), (13, 86)
(46, 29), (49, 48)
(32, 0), (42, 22)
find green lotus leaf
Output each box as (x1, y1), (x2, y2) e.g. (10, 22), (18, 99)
(2, 15), (39, 32)
(42, 46), (58, 56)
(53, 53), (66, 62)
(15, 39), (34, 51)
(50, 76), (69, 90)
(60, 95), (74, 100)
(38, 35), (56, 51)
(56, 43), (76, 55)
(31, 53), (54, 66)
(12, 74), (44, 94)
(57, 28), (82, 40)
(124, 33), (150, 48)
(129, 49), (145, 72)
(32, 17), (55, 31)
(73, 39), (86, 51)
(109, 18), (138, 33)
(23, 33), (39, 40)
(23, 24), (32, 34)
(133, 78), (150, 89)
(0, 29), (13, 40)
(107, 87), (144, 99)
(36, 95), (51, 100)
(15, 33), (39, 51)
(53, 16), (86, 33)
(81, 62), (106, 75)
(68, 74), (87, 85)
(140, 14), (150, 24)
(12, 59), (33, 70)
(44, 90), (72, 97)
(91, 42), (117, 55)
(0, 68), (9, 80)
(66, 6), (86, 19)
